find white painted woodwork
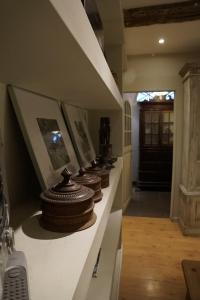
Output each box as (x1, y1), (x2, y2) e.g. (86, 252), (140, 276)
(86, 210), (122, 300)
(14, 158), (123, 300)
(0, 0), (122, 110)
(179, 63), (200, 235)
(121, 95), (133, 211)
(122, 151), (132, 211)
(110, 249), (122, 300)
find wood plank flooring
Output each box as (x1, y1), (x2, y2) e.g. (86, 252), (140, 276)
(119, 217), (200, 300)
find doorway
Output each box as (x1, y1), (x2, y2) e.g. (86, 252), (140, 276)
(125, 91), (175, 218)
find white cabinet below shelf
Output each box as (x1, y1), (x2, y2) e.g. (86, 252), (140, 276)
(14, 158), (123, 300)
(86, 209), (122, 300)
(110, 248), (123, 300)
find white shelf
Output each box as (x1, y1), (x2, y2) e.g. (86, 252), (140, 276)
(86, 209), (122, 300)
(14, 158), (123, 300)
(0, 0), (122, 110)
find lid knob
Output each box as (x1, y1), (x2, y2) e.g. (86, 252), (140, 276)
(79, 168), (86, 176)
(91, 160), (98, 168)
(52, 168), (79, 192)
(61, 168), (72, 185)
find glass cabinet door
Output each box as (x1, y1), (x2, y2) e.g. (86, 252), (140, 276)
(161, 111), (173, 145)
(144, 111), (159, 146)
(143, 109), (173, 147)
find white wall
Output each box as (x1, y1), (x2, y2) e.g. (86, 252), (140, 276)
(123, 53), (200, 218)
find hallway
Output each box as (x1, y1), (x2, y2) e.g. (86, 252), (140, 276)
(119, 217), (200, 300)
(125, 191), (171, 218)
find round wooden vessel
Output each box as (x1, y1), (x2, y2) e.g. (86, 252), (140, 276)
(72, 168), (103, 203)
(40, 169), (96, 232)
(86, 160), (110, 188)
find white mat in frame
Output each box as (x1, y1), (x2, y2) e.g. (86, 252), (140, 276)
(9, 86), (79, 190)
(62, 103), (96, 168)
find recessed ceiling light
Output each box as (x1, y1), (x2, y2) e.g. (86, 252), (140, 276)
(158, 38), (165, 44)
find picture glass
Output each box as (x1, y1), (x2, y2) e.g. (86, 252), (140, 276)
(37, 118), (70, 170)
(74, 120), (91, 162)
(62, 104), (96, 168)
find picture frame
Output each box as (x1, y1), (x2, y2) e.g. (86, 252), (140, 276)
(9, 86), (80, 190)
(62, 104), (96, 168)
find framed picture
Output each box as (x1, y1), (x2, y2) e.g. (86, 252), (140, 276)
(9, 86), (80, 190)
(62, 104), (96, 168)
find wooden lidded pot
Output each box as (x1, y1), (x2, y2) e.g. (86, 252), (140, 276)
(72, 168), (103, 203)
(86, 160), (110, 188)
(40, 169), (96, 233)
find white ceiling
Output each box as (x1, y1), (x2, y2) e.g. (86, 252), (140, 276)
(125, 20), (200, 55)
(122, 0), (200, 55)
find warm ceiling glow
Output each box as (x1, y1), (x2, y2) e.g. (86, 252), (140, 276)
(158, 38), (165, 44)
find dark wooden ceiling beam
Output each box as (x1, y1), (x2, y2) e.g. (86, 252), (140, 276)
(124, 0), (200, 27)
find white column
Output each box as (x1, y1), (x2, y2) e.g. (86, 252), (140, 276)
(179, 63), (200, 235)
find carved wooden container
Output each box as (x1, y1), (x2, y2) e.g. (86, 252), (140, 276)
(86, 161), (110, 188)
(40, 169), (96, 232)
(72, 168), (103, 203)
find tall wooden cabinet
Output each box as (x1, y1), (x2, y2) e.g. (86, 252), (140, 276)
(138, 101), (173, 190)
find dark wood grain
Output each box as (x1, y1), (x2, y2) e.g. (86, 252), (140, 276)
(124, 0), (200, 27)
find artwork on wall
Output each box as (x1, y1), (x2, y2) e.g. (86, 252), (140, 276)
(62, 104), (96, 168)
(9, 86), (79, 190)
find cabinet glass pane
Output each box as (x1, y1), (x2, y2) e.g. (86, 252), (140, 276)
(145, 112), (151, 122)
(162, 112), (169, 122)
(145, 124), (151, 134)
(162, 134), (169, 145)
(152, 134), (159, 145)
(151, 112), (159, 123)
(170, 124), (173, 134)
(125, 133), (128, 146)
(129, 132), (131, 145)
(162, 124), (169, 134)
(152, 124), (159, 134)
(145, 134), (151, 145)
(125, 117), (127, 129)
(129, 117), (131, 130)
(169, 134), (173, 144)
(170, 111), (174, 122)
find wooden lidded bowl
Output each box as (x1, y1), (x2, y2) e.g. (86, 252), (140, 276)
(86, 160), (110, 188)
(72, 168), (103, 203)
(40, 169), (96, 233)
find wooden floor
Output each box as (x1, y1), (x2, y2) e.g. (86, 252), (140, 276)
(119, 217), (200, 300)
